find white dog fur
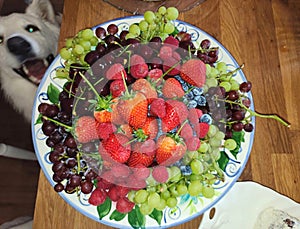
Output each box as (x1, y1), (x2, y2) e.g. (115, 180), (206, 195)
(0, 0), (61, 122)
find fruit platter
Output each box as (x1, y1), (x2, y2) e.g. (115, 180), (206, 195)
(32, 6), (289, 229)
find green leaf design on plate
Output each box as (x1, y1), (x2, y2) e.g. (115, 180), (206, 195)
(218, 151), (229, 171)
(110, 209), (126, 221)
(230, 131), (245, 158)
(47, 83), (60, 104)
(128, 205), (146, 229)
(149, 208), (163, 225)
(34, 113), (43, 125)
(97, 197), (111, 220)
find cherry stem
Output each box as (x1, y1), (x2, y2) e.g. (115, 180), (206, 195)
(155, 60), (181, 84)
(42, 116), (73, 130)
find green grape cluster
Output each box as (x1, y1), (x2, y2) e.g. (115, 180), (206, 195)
(59, 28), (99, 68)
(126, 6), (179, 42)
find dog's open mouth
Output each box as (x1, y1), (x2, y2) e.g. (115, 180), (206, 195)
(13, 54), (55, 85)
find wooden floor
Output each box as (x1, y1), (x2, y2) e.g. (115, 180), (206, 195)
(0, 0), (63, 225)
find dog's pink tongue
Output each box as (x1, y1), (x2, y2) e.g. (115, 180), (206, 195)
(24, 59), (48, 83)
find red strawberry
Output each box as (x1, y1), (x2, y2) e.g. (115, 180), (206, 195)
(93, 95), (114, 123)
(134, 117), (158, 140)
(152, 166), (169, 183)
(88, 189), (107, 206)
(106, 63), (127, 80)
(156, 135), (187, 166)
(116, 197), (135, 213)
(127, 140), (156, 167)
(74, 116), (98, 143)
(149, 98), (166, 118)
(118, 124), (133, 139)
(131, 63), (149, 79)
(94, 110), (112, 123)
(96, 122), (117, 140)
(110, 79), (126, 98)
(131, 78), (158, 102)
(117, 92), (148, 129)
(162, 77), (185, 98)
(163, 57), (181, 76)
(180, 59), (206, 87)
(110, 98), (125, 125)
(161, 100), (188, 132)
(99, 133), (131, 163)
(197, 122), (210, 138)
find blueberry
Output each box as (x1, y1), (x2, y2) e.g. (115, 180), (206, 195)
(186, 91), (194, 99)
(180, 165), (192, 176)
(200, 114), (213, 124)
(181, 83), (189, 92)
(194, 95), (206, 106)
(187, 100), (197, 108)
(192, 87), (204, 96)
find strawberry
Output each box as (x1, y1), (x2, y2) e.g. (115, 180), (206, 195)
(180, 59), (206, 87)
(134, 117), (158, 141)
(149, 98), (166, 118)
(94, 110), (111, 123)
(156, 135), (187, 166)
(131, 63), (149, 79)
(110, 79), (126, 98)
(74, 116), (98, 143)
(106, 63), (127, 80)
(93, 95), (114, 123)
(131, 78), (157, 102)
(88, 189), (107, 206)
(118, 124), (133, 139)
(162, 77), (185, 98)
(152, 166), (169, 183)
(116, 197), (135, 213)
(127, 140), (156, 167)
(161, 100), (188, 132)
(110, 98), (125, 125)
(96, 122), (117, 140)
(117, 92), (148, 129)
(163, 57), (181, 76)
(99, 133), (131, 163)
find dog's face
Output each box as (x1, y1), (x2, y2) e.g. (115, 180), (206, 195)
(0, 0), (60, 85)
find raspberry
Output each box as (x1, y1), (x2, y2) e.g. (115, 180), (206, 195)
(152, 166), (169, 183)
(131, 165), (151, 180)
(198, 122), (210, 138)
(164, 36), (179, 48)
(109, 79), (126, 98)
(131, 63), (149, 79)
(88, 189), (107, 206)
(106, 63), (127, 80)
(107, 185), (119, 202)
(116, 197), (135, 213)
(130, 54), (145, 66)
(115, 185), (130, 198)
(185, 136), (201, 151)
(110, 163), (131, 179)
(179, 122), (193, 140)
(148, 68), (163, 81)
(149, 98), (166, 118)
(159, 45), (173, 61)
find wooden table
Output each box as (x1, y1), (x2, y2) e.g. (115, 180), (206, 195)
(33, 0), (300, 228)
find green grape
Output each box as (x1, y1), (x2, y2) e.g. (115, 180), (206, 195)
(125, 32), (137, 39)
(81, 28), (94, 40)
(90, 36), (99, 46)
(159, 32), (168, 41)
(129, 24), (141, 36)
(55, 68), (68, 78)
(168, 166), (181, 182)
(219, 73), (232, 81)
(219, 81), (231, 92)
(214, 131), (225, 140)
(163, 22), (175, 34)
(144, 10), (156, 23)
(73, 44), (84, 55)
(202, 84), (209, 94)
(139, 20), (149, 31)
(202, 185), (215, 198)
(79, 53), (87, 64)
(65, 38), (73, 48)
(188, 180), (203, 196)
(161, 190), (171, 200)
(158, 6), (167, 15)
(140, 203), (154, 215)
(127, 190), (136, 202)
(205, 173), (217, 185)
(177, 184), (188, 195)
(190, 159), (204, 175)
(205, 64), (212, 78)
(208, 125), (218, 137)
(148, 192), (161, 208)
(230, 79), (240, 91)
(169, 185), (179, 197)
(158, 183), (168, 193)
(216, 62), (227, 74)
(211, 148), (221, 160)
(209, 138), (222, 148)
(224, 138), (237, 150)
(198, 142), (209, 153)
(60, 47), (71, 60)
(134, 189), (149, 204)
(208, 67), (219, 78)
(189, 174), (202, 181)
(79, 40), (91, 51)
(166, 7), (179, 20)
(166, 197), (177, 208)
(205, 78), (218, 88)
(156, 198), (167, 211)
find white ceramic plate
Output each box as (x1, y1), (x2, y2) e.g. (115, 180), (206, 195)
(199, 181), (300, 229)
(31, 16), (255, 228)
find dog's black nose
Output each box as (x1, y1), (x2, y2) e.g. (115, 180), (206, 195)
(7, 36), (32, 55)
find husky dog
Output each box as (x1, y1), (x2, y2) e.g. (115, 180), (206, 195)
(0, 0), (61, 122)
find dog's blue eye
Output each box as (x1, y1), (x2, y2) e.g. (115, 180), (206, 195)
(25, 25), (40, 33)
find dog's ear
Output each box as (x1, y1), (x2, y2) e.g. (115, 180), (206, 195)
(25, 0), (60, 26)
